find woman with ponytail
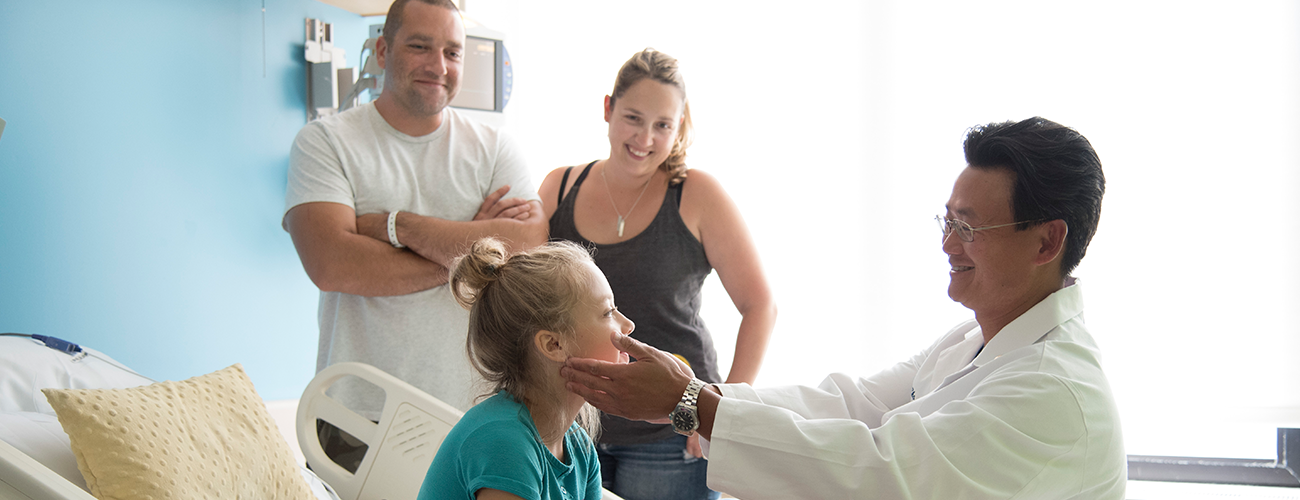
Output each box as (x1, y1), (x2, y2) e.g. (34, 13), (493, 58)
(418, 237), (630, 500)
(539, 48), (777, 500)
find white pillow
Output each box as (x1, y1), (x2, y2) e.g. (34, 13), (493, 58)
(0, 337), (153, 414)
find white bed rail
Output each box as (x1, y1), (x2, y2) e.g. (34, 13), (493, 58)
(0, 438), (96, 500)
(297, 362), (463, 500)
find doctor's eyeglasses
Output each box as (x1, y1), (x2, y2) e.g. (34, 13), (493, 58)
(936, 215), (1044, 243)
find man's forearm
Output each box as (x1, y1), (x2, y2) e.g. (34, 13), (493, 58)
(389, 205), (548, 267)
(320, 237), (449, 296)
(324, 248), (448, 296)
(286, 203), (450, 297)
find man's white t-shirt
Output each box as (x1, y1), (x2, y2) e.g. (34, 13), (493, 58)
(284, 103), (537, 416)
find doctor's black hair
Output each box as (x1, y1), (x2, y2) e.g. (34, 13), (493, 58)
(382, 0), (459, 47)
(963, 117), (1105, 278)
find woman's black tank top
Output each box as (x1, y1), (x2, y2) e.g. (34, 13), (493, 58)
(549, 162), (718, 445)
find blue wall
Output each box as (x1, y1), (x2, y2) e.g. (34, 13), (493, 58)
(0, 0), (377, 399)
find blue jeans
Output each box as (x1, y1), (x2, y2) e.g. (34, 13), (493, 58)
(597, 434), (721, 500)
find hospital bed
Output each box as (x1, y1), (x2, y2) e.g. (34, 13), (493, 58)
(6, 335), (1300, 500)
(0, 336), (623, 500)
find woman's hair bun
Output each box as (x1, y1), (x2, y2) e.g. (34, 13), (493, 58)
(450, 237), (509, 309)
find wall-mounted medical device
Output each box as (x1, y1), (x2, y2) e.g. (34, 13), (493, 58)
(337, 24), (385, 115)
(304, 18), (350, 121)
(450, 27), (513, 115)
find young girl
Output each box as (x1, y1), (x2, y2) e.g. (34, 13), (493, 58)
(417, 237), (631, 500)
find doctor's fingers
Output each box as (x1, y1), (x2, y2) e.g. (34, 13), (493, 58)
(566, 381), (619, 414)
(609, 333), (669, 364)
(561, 362), (646, 404)
(611, 333), (696, 379)
(562, 360), (622, 387)
(566, 380), (657, 421)
(561, 368), (625, 414)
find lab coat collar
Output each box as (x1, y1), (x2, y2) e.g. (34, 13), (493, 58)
(971, 277), (1083, 367)
(928, 328), (986, 393)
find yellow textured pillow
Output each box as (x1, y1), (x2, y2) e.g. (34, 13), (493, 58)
(42, 364), (313, 500)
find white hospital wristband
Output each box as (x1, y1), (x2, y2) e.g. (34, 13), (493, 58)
(387, 211), (405, 248)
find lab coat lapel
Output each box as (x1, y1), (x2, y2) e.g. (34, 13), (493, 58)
(888, 281), (1085, 420)
(973, 280), (1084, 366)
(927, 331), (985, 394)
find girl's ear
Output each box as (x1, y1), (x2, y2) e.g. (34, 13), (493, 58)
(534, 330), (568, 363)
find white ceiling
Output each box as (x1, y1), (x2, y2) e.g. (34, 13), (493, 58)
(314, 0), (394, 17)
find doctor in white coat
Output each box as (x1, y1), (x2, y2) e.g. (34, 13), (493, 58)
(562, 117), (1126, 499)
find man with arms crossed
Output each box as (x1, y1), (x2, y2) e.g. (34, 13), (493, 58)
(564, 117), (1125, 499)
(283, 0), (546, 464)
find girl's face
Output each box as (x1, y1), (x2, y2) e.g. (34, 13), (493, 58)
(604, 78), (684, 172)
(568, 262), (633, 363)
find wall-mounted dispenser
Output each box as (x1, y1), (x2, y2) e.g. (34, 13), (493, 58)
(304, 18), (350, 121)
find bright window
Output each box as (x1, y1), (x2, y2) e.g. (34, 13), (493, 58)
(494, 0), (1300, 460)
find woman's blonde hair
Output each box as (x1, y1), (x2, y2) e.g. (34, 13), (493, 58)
(610, 48), (693, 185)
(449, 237), (600, 439)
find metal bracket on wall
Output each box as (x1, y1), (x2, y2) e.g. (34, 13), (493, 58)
(305, 18), (348, 122)
(1129, 428), (1300, 488)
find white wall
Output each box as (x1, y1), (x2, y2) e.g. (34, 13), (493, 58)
(470, 0), (1300, 460)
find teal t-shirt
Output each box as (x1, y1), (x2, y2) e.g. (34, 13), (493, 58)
(418, 391), (602, 500)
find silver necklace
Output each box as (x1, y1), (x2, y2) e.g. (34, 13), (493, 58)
(600, 163), (654, 237)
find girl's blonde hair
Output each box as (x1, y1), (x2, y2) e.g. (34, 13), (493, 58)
(449, 237), (600, 439)
(610, 48), (693, 185)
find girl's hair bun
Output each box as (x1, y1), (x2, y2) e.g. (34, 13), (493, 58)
(450, 237), (508, 309)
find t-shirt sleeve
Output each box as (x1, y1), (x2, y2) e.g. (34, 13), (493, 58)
(283, 121), (356, 229)
(489, 128), (540, 203)
(460, 422), (546, 500)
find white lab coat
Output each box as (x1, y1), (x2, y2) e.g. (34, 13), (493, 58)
(705, 280), (1125, 499)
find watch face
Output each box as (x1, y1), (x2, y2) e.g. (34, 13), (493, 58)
(672, 406), (697, 433)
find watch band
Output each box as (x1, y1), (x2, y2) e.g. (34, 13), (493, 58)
(681, 378), (705, 409)
(672, 378), (706, 435)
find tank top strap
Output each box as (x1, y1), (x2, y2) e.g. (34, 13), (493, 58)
(557, 168), (572, 207)
(650, 176), (685, 220)
(558, 161), (598, 206)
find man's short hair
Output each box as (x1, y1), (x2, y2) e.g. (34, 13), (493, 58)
(382, 0), (459, 46)
(963, 117), (1105, 277)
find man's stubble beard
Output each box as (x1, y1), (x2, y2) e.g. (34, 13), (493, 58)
(391, 69), (457, 118)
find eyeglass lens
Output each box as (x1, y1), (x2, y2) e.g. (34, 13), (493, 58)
(937, 216), (973, 242)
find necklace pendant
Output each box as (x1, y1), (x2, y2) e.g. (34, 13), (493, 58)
(617, 216), (625, 237)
